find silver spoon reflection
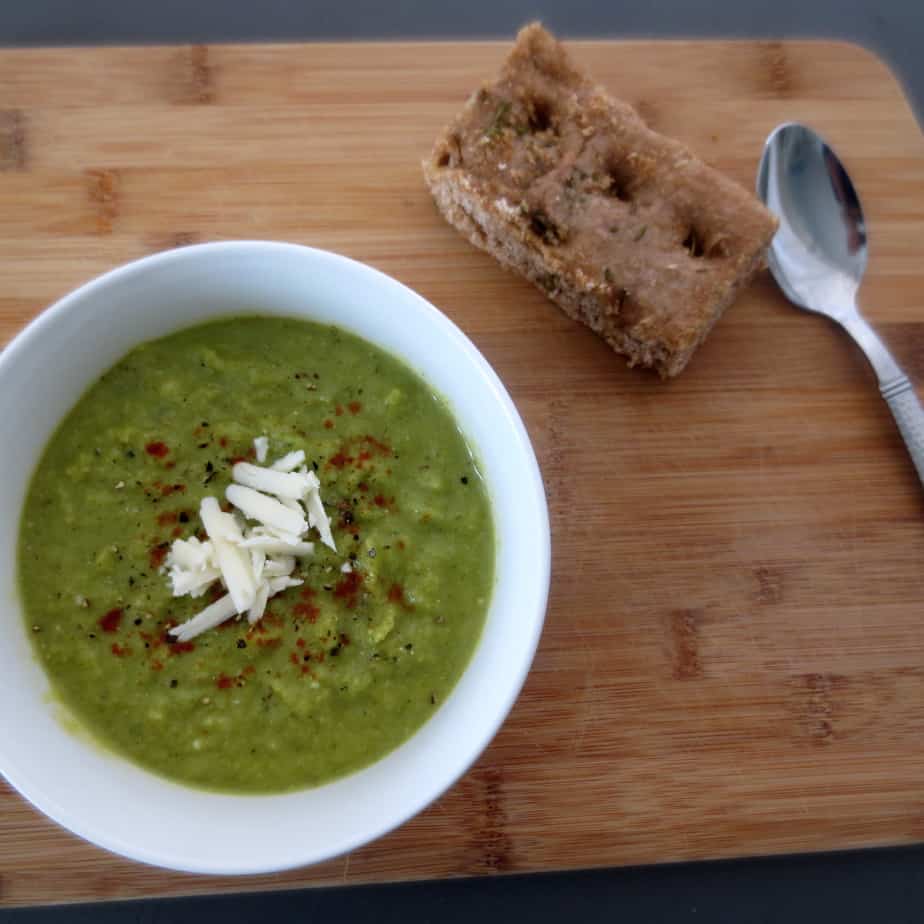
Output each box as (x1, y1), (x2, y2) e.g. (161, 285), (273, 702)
(757, 122), (924, 487)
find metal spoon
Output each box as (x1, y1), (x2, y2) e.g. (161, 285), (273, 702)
(757, 121), (924, 486)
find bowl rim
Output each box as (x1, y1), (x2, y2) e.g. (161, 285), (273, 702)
(0, 240), (551, 874)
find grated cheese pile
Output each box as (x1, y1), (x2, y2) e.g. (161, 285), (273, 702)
(165, 437), (336, 642)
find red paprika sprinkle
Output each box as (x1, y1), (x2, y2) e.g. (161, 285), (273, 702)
(169, 640), (196, 655)
(348, 401), (362, 415)
(335, 404), (344, 417)
(388, 583), (414, 610)
(157, 482), (186, 497)
(296, 637), (306, 649)
(362, 435), (391, 456)
(219, 436), (228, 448)
(145, 441), (169, 458)
(149, 544), (169, 569)
(293, 602), (319, 623)
(142, 630), (164, 651)
(289, 652), (299, 665)
(157, 511), (178, 526)
(333, 570), (363, 608)
(328, 451), (353, 469)
(171, 526), (182, 538)
(323, 419), (333, 430)
(99, 607), (123, 633)
(151, 659), (164, 672)
(216, 673), (234, 690)
(110, 642), (130, 656)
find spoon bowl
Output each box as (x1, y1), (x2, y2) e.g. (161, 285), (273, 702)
(757, 121), (868, 321)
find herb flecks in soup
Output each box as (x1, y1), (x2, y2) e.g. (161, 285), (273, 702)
(18, 318), (494, 793)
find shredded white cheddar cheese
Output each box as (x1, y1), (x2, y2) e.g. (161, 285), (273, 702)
(225, 484), (308, 536)
(304, 488), (336, 552)
(271, 450), (305, 472)
(231, 461), (314, 500)
(169, 566), (222, 598)
(170, 593), (238, 644)
(200, 496), (242, 543)
(247, 580), (270, 625)
(238, 531), (314, 556)
(166, 438), (338, 642)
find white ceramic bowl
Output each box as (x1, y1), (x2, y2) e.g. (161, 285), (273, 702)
(0, 241), (549, 874)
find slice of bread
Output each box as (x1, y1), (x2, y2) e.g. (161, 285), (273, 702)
(423, 23), (778, 377)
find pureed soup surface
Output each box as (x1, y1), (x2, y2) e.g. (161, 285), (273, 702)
(18, 317), (494, 793)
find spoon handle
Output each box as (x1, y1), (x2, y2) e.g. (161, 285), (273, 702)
(840, 313), (924, 487)
(881, 376), (924, 487)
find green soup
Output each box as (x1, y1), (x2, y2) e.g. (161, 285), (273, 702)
(18, 317), (494, 793)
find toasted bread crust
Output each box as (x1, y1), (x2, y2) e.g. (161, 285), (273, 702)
(423, 23), (778, 377)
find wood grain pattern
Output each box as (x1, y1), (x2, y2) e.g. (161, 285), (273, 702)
(1, 38), (923, 908)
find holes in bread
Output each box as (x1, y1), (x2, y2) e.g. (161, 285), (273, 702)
(603, 284), (643, 325)
(603, 158), (634, 202)
(526, 97), (555, 133)
(682, 225), (730, 259)
(601, 273), (632, 318)
(682, 228), (703, 257)
(527, 209), (566, 246)
(608, 286), (629, 316)
(435, 133), (462, 169)
(617, 293), (646, 328)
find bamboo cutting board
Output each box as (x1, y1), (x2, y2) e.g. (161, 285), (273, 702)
(1, 37), (924, 908)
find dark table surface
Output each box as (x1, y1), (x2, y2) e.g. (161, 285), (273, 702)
(2, 2), (924, 921)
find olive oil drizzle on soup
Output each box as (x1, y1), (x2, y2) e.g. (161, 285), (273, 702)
(18, 318), (494, 793)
